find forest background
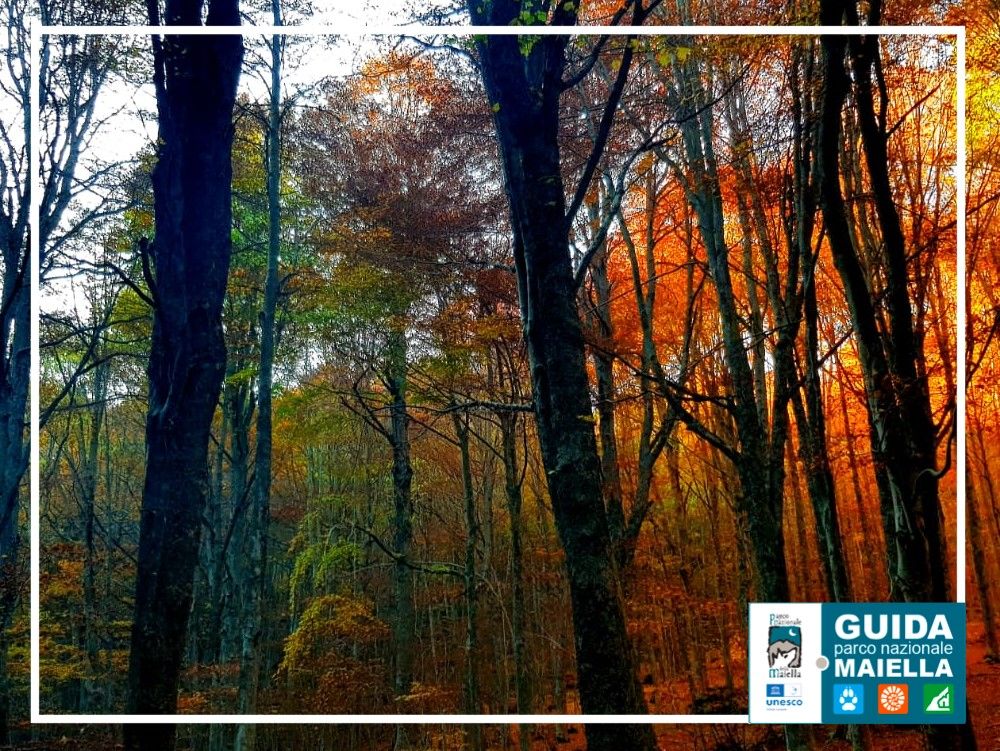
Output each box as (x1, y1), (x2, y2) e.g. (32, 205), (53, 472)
(1, 0), (999, 750)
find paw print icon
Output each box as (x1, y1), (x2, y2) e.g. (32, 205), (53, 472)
(833, 683), (864, 715)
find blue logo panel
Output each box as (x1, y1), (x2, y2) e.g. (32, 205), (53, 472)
(820, 603), (966, 724)
(749, 603), (965, 724)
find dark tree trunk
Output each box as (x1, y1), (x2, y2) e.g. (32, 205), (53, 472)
(672, 58), (791, 603)
(386, 328), (415, 702)
(791, 388), (850, 602)
(818, 2), (938, 603)
(235, 6), (280, 748)
(819, 5), (972, 746)
(79, 357), (109, 711)
(785, 44), (850, 604)
(500, 410), (531, 751)
(453, 411), (483, 751)
(790, 124), (850, 601)
(195, 402), (227, 667)
(0, 223), (29, 748)
(587, 247), (627, 556)
(848, 28), (949, 601)
(790, 275), (851, 605)
(124, 3), (242, 748)
(469, 7), (654, 749)
(223, 363), (253, 663)
(970, 483), (1000, 659)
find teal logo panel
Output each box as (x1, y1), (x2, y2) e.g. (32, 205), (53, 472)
(820, 603), (965, 724)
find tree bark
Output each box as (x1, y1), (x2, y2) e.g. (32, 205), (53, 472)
(0, 204), (27, 751)
(79, 357), (109, 710)
(500, 410), (531, 751)
(848, 27), (949, 601)
(386, 328), (415, 706)
(671, 57), (791, 603)
(469, 8), (654, 749)
(819, 6), (972, 745)
(235, 6), (281, 748)
(818, 1), (941, 603)
(586, 244), (627, 559)
(125, 4), (242, 748)
(453, 411), (483, 751)
(970, 482), (1000, 659)
(836, 368), (881, 599)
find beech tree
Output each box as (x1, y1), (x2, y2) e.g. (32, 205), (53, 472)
(818, 0), (950, 604)
(467, 3), (662, 750)
(124, 2), (242, 750)
(235, 4), (284, 748)
(819, 2), (973, 748)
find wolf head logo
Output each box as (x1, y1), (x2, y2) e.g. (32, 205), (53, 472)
(767, 625), (802, 668)
(767, 640), (801, 668)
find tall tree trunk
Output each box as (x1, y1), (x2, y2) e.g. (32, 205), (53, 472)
(819, 5), (974, 746)
(786, 42), (850, 604)
(669, 40), (807, 751)
(500, 410), (531, 751)
(970, 482), (1000, 659)
(453, 411), (483, 751)
(836, 370), (879, 599)
(672, 58), (790, 603)
(791, 388), (850, 602)
(848, 27), (949, 601)
(819, 0), (952, 604)
(0, 248), (29, 747)
(235, 6), (281, 747)
(198, 405), (227, 671)
(817, 16), (930, 603)
(125, 5), (242, 749)
(80, 358), (109, 710)
(469, 10), (654, 751)
(223, 374), (252, 662)
(386, 328), (415, 748)
(586, 244), (626, 557)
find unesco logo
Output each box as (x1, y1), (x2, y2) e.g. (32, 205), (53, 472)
(766, 683), (803, 707)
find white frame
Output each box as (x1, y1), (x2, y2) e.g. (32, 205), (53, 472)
(29, 21), (967, 725)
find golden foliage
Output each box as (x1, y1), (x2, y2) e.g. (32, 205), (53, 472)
(279, 594), (388, 676)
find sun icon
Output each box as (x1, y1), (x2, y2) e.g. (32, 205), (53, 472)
(878, 684), (908, 714)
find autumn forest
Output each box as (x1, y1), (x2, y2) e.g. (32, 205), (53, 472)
(3, 0), (1000, 750)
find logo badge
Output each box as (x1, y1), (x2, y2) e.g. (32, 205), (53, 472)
(924, 684), (954, 714)
(878, 684), (909, 715)
(767, 625), (802, 669)
(767, 684), (784, 697)
(833, 684), (864, 715)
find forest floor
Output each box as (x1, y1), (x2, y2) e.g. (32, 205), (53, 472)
(519, 635), (1000, 751)
(4, 636), (999, 750)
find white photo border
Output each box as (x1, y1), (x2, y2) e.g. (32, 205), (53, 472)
(29, 21), (967, 724)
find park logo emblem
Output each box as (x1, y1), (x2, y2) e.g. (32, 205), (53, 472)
(878, 684), (909, 714)
(767, 624), (802, 672)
